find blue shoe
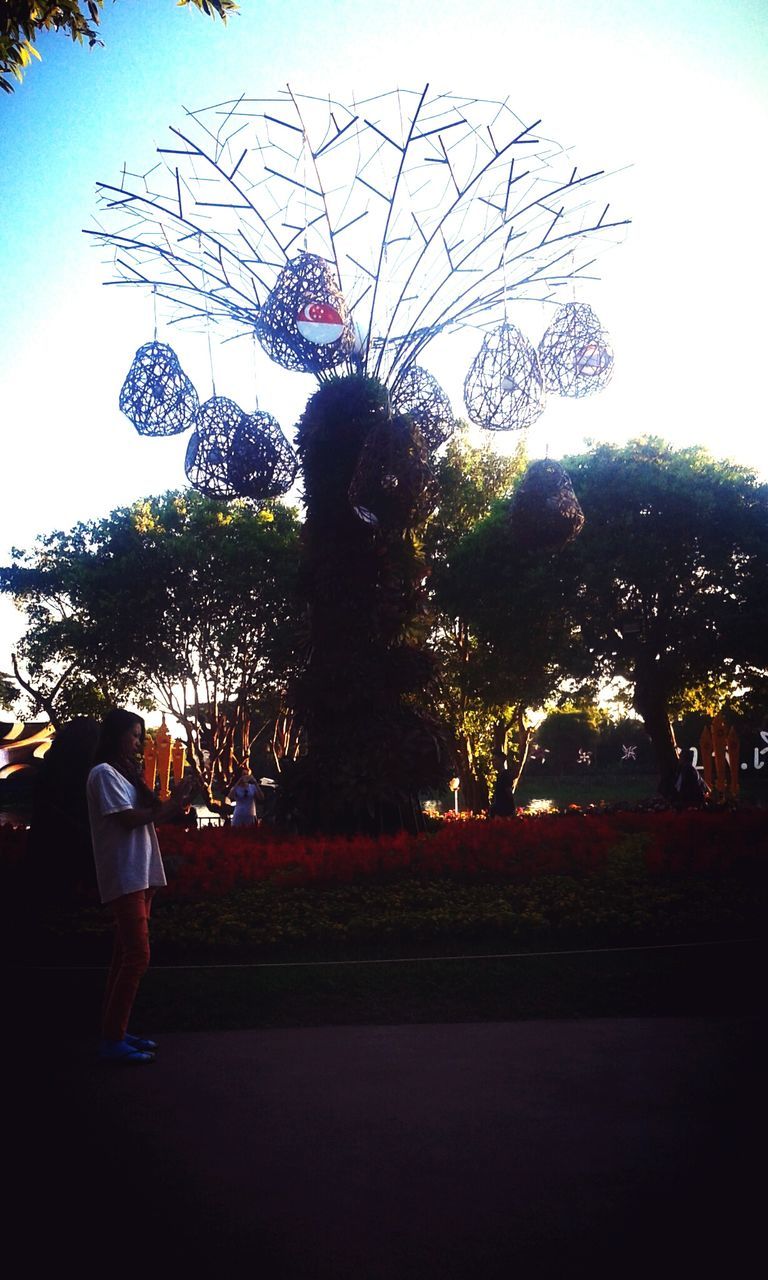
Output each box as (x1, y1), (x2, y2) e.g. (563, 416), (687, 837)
(125, 1033), (158, 1052)
(99, 1039), (155, 1064)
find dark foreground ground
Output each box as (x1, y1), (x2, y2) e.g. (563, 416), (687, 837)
(6, 977), (765, 1279)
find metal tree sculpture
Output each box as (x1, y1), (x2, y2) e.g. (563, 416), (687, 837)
(88, 85), (628, 832)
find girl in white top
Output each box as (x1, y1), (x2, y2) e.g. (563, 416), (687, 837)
(87, 709), (195, 1064)
(227, 768), (264, 827)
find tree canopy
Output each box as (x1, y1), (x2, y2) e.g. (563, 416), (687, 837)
(1, 1), (237, 93)
(433, 480), (584, 803)
(432, 435), (768, 800)
(1, 490), (302, 801)
(423, 429), (527, 807)
(562, 437), (768, 785)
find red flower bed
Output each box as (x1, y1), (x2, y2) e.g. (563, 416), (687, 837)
(154, 808), (767, 898)
(3, 809), (765, 901)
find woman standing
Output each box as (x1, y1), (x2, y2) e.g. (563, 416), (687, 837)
(87, 709), (195, 1064)
(227, 767), (264, 828)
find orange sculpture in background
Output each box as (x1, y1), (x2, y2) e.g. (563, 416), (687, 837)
(710, 713), (729, 801)
(700, 713), (740, 801)
(172, 738), (186, 788)
(143, 732), (157, 793)
(155, 716), (172, 801)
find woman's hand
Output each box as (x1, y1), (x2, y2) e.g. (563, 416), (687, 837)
(150, 774), (198, 825)
(113, 773), (199, 830)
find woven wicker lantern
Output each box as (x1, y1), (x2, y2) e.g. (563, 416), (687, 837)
(390, 366), (455, 452)
(506, 458), (585, 551)
(463, 323), (546, 431)
(349, 414), (433, 528)
(256, 251), (355, 375)
(119, 341), (199, 436)
(185, 397), (297, 501)
(227, 411), (298, 500)
(537, 302), (614, 398)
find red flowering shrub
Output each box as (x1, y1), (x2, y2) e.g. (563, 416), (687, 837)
(3, 810), (765, 903)
(153, 808), (767, 900)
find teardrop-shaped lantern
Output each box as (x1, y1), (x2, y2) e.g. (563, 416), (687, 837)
(185, 397), (242, 499)
(256, 252), (355, 375)
(228, 411), (298, 500)
(463, 323), (546, 431)
(506, 459), (585, 552)
(119, 341), (199, 436)
(537, 303), (613, 398)
(349, 414), (433, 529)
(390, 366), (455, 452)
(185, 397), (297, 501)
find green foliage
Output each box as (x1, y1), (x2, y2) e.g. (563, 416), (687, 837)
(427, 434), (768, 798)
(0, 491), (302, 792)
(1, 0), (237, 93)
(0, 672), (19, 711)
(562, 437), (768, 774)
(423, 425), (523, 566)
(429, 446), (583, 802)
(421, 430), (526, 805)
(437, 504), (585, 709)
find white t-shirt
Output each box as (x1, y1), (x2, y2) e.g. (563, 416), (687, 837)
(86, 763), (167, 904)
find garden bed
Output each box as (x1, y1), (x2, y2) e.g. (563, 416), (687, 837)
(5, 809), (766, 964)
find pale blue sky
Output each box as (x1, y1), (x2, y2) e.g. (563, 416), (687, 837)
(2, 0), (767, 663)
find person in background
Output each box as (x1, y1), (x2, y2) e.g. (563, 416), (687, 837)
(488, 750), (518, 818)
(87, 709), (195, 1065)
(227, 766), (263, 828)
(674, 747), (709, 809)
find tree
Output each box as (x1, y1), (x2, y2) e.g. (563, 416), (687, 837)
(433, 492), (586, 807)
(562, 438), (768, 792)
(1, 1), (237, 93)
(422, 430), (526, 810)
(0, 491), (302, 806)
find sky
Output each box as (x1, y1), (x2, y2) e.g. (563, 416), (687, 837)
(1, 0), (767, 674)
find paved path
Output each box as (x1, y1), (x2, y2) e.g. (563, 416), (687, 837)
(11, 1015), (764, 1278)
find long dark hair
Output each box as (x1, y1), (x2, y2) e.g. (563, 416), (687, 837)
(93, 709), (157, 806)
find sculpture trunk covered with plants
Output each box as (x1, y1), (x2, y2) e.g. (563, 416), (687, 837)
(290, 375), (446, 832)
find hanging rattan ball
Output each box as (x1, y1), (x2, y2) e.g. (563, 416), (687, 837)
(256, 252), (355, 375)
(349, 414), (433, 528)
(185, 397), (242, 498)
(184, 397), (297, 501)
(537, 302), (614, 398)
(506, 459), (585, 551)
(228, 411), (298, 500)
(119, 341), (199, 436)
(390, 365), (455, 452)
(463, 323), (546, 431)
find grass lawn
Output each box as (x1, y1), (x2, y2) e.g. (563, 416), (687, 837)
(17, 936), (762, 1036)
(514, 771), (766, 810)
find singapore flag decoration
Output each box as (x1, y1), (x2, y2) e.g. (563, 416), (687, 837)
(297, 301), (346, 345)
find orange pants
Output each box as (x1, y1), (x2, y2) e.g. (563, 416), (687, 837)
(101, 889), (155, 1042)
